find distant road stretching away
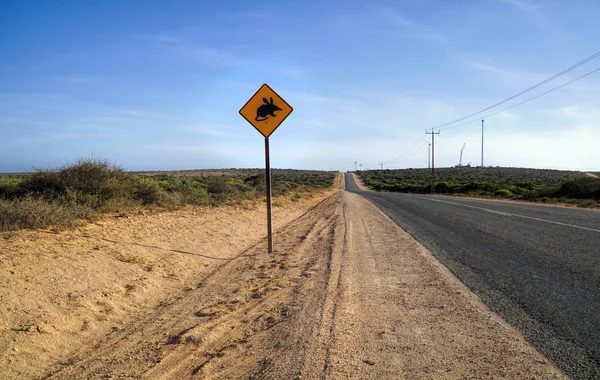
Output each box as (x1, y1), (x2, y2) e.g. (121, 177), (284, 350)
(345, 173), (600, 379)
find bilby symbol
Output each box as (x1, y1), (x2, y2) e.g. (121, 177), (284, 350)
(255, 97), (282, 121)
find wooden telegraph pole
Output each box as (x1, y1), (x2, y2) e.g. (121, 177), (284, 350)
(426, 129), (440, 193)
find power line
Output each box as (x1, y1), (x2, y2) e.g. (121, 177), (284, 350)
(432, 51), (600, 130)
(386, 138), (428, 166)
(379, 53), (600, 168)
(383, 131), (427, 165)
(440, 65), (600, 132)
(424, 137), (432, 169)
(385, 132), (426, 164)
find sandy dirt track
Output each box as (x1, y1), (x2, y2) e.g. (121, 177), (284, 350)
(1, 175), (565, 378)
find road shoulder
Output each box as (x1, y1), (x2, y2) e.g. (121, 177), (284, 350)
(351, 173), (371, 191)
(328, 191), (565, 378)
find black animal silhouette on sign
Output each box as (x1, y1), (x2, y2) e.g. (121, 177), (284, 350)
(255, 97), (282, 121)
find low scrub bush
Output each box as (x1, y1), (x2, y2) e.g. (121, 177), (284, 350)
(357, 167), (598, 206)
(552, 178), (600, 200)
(0, 176), (22, 198)
(0, 198), (90, 231)
(58, 158), (129, 199)
(19, 170), (64, 199)
(133, 178), (164, 205)
(0, 159), (336, 231)
(494, 189), (513, 198)
(463, 181), (496, 192)
(435, 182), (458, 194)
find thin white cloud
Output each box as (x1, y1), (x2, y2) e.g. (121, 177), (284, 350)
(173, 45), (242, 66)
(0, 117), (54, 127)
(493, 0), (549, 26)
(110, 108), (170, 119)
(427, 123), (600, 171)
(497, 0), (542, 15)
(465, 58), (600, 98)
(175, 125), (248, 140)
(534, 104), (600, 121)
(367, 5), (445, 42)
(468, 60), (548, 82)
(279, 83), (600, 171)
(142, 32), (245, 66)
(285, 90), (457, 134)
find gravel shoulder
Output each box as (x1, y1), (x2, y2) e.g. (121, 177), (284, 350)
(0, 174), (564, 378)
(351, 172), (371, 191)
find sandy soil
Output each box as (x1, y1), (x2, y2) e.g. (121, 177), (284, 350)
(0, 186), (336, 379)
(585, 172), (599, 178)
(1, 174), (565, 379)
(351, 173), (371, 191)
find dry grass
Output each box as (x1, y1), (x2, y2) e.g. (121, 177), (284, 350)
(0, 198), (91, 231)
(0, 158), (336, 232)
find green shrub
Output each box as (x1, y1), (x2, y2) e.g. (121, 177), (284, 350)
(0, 176), (22, 198)
(244, 174), (265, 188)
(435, 182), (457, 194)
(206, 176), (231, 195)
(552, 178), (600, 200)
(62, 188), (104, 208)
(357, 168), (598, 206)
(515, 182), (544, 191)
(494, 189), (513, 198)
(464, 181), (496, 192)
(58, 158), (129, 200)
(576, 199), (597, 208)
(508, 185), (525, 195)
(226, 177), (246, 187)
(0, 163), (336, 231)
(133, 178), (164, 205)
(156, 178), (206, 206)
(20, 170), (64, 199)
(18, 158), (132, 207)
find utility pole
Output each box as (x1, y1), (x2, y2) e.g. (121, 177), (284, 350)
(428, 143), (431, 169)
(379, 162), (384, 170)
(354, 161), (358, 171)
(426, 129), (440, 193)
(481, 119), (484, 167)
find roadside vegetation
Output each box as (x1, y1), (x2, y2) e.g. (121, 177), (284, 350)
(358, 167), (600, 208)
(0, 158), (336, 232)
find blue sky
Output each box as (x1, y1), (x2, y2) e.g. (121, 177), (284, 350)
(1, 0), (599, 172)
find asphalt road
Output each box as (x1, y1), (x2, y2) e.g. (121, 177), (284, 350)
(345, 173), (600, 379)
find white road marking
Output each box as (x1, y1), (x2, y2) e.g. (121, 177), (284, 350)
(426, 197), (600, 233)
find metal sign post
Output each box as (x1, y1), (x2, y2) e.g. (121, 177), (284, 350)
(264, 137), (273, 253)
(239, 84), (293, 253)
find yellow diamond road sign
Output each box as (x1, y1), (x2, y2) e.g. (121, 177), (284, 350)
(239, 83), (293, 138)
